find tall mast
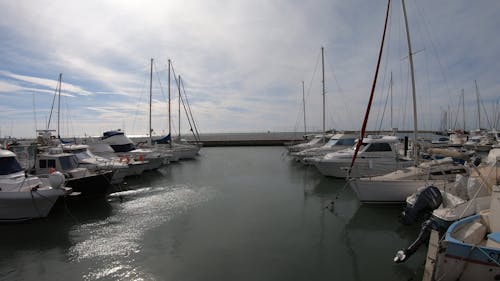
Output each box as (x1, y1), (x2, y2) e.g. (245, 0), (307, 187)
(321, 46), (326, 136)
(302, 80), (307, 135)
(168, 59), (172, 148)
(448, 104), (451, 131)
(57, 73), (62, 138)
(475, 80), (481, 129)
(462, 89), (466, 130)
(178, 75), (181, 140)
(402, 0), (419, 165)
(149, 58), (153, 145)
(390, 71), (393, 129)
(348, 0), (391, 177)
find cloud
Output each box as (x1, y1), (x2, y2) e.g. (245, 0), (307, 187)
(0, 0), (499, 137)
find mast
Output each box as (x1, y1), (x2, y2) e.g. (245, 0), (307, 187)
(149, 58), (153, 145)
(348, 0), (391, 177)
(390, 71), (393, 129)
(178, 75), (181, 141)
(462, 89), (466, 131)
(321, 46), (326, 136)
(302, 80), (307, 135)
(168, 59), (172, 148)
(32, 91), (37, 137)
(57, 73), (62, 138)
(475, 80), (481, 129)
(402, 0), (419, 165)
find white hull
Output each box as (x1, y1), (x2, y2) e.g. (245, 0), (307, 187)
(141, 157), (164, 171)
(109, 162), (147, 183)
(173, 146), (199, 160)
(350, 179), (447, 203)
(0, 188), (65, 221)
(314, 158), (413, 178)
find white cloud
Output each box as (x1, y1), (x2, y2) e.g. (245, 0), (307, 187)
(0, 0), (499, 137)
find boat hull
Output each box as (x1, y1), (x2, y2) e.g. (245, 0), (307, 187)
(350, 179), (447, 204)
(66, 171), (114, 196)
(314, 158), (413, 178)
(433, 215), (500, 280)
(0, 188), (65, 221)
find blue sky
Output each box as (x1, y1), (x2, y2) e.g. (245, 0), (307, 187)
(1, 0), (499, 138)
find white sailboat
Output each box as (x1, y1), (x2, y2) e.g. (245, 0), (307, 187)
(350, 156), (467, 203)
(348, 0), (455, 202)
(288, 47), (329, 153)
(140, 59), (200, 161)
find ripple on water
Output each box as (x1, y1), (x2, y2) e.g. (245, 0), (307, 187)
(68, 184), (216, 280)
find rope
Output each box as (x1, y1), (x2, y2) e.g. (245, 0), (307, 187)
(442, 161), (495, 235)
(435, 161), (498, 279)
(29, 189), (44, 219)
(333, 178), (354, 201)
(17, 174), (28, 191)
(61, 196), (80, 224)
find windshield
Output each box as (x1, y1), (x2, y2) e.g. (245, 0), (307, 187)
(60, 155), (79, 170)
(0, 156), (23, 175)
(336, 138), (355, 146)
(325, 139), (339, 146)
(75, 151), (92, 161)
(351, 142), (366, 151)
(309, 137), (324, 145)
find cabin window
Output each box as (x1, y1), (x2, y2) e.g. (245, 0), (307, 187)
(60, 155), (78, 170)
(0, 157), (23, 175)
(337, 138), (355, 146)
(39, 159), (47, 168)
(365, 143), (392, 152)
(48, 159), (56, 168)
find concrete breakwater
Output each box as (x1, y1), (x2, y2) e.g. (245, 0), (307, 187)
(181, 132), (307, 147)
(3, 130), (440, 147)
(180, 130), (440, 147)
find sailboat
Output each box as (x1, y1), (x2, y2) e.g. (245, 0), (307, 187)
(346, 0), (467, 203)
(148, 59), (200, 160)
(314, 2), (413, 180)
(288, 47), (329, 153)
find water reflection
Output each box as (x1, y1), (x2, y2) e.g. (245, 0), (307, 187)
(344, 203), (425, 280)
(68, 184), (216, 280)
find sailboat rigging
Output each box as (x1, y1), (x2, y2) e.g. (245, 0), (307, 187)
(348, 0), (391, 178)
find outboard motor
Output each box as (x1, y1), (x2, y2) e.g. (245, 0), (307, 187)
(400, 185), (443, 225)
(394, 218), (438, 263)
(471, 155), (482, 167)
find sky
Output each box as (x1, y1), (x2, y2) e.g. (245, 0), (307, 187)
(1, 0), (499, 138)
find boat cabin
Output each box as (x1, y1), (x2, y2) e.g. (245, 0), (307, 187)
(0, 149), (23, 176)
(35, 147), (85, 177)
(357, 135), (400, 154)
(325, 134), (356, 147)
(101, 130), (136, 152)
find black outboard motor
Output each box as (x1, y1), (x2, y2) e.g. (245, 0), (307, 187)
(395, 186), (445, 263)
(394, 218), (438, 263)
(400, 185), (442, 225)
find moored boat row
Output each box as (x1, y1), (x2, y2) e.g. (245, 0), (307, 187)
(0, 129), (201, 221)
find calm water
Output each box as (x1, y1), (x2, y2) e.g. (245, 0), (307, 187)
(0, 147), (426, 281)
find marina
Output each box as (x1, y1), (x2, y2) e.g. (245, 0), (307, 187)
(1, 1), (500, 280)
(0, 146), (429, 281)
